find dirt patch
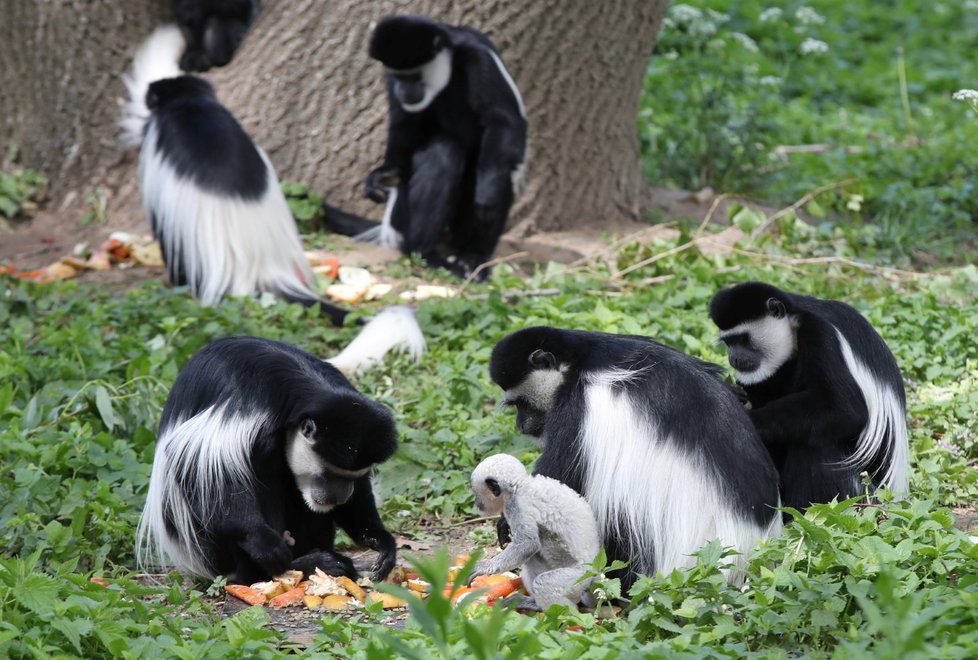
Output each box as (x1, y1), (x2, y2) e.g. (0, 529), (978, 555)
(952, 503), (978, 534)
(0, 185), (751, 280)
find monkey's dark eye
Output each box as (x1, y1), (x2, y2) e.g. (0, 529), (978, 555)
(722, 333), (748, 347)
(485, 478), (501, 497)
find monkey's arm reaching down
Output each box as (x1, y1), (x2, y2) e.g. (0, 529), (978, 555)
(332, 476), (398, 581)
(366, 94), (421, 202)
(473, 500), (541, 577)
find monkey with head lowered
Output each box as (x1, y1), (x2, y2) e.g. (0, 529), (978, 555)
(469, 454), (601, 611)
(137, 336), (403, 584)
(123, 27), (422, 333)
(321, 14), (528, 280)
(710, 282), (909, 517)
(172, 0), (259, 72)
(490, 327), (782, 589)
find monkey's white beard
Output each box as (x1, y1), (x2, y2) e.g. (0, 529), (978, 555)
(398, 48), (453, 112)
(723, 316), (798, 386)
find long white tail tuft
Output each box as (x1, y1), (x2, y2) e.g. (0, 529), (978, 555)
(120, 25), (185, 147)
(327, 306), (426, 376)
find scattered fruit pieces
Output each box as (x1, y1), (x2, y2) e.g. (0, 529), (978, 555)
(322, 594), (358, 611)
(366, 592), (408, 609)
(89, 576), (111, 587)
(276, 570), (304, 590)
(338, 575), (366, 603)
(400, 285), (457, 301)
(406, 578), (430, 593)
(268, 585), (306, 608)
(305, 568), (347, 597)
(225, 584), (267, 606)
(249, 580), (286, 599)
(471, 574), (512, 589)
(303, 595), (323, 609)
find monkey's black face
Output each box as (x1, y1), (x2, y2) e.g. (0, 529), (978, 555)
(513, 401), (547, 437)
(391, 72), (426, 106)
(385, 48), (453, 113)
(286, 402), (396, 513)
(720, 333), (763, 374)
(303, 474), (356, 510)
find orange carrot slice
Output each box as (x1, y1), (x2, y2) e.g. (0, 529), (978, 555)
(268, 585), (306, 608)
(485, 577), (522, 600)
(225, 584), (267, 606)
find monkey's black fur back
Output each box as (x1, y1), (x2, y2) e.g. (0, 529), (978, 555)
(148, 77), (267, 199)
(490, 327), (782, 587)
(142, 337), (399, 584)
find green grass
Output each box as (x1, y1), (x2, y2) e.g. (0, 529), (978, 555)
(2, 218), (977, 655)
(641, 0), (978, 263)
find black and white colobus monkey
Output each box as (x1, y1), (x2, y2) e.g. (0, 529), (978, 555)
(321, 15), (528, 279)
(121, 27), (425, 343)
(136, 336), (401, 584)
(172, 0), (259, 72)
(489, 327), (782, 587)
(709, 282), (909, 516)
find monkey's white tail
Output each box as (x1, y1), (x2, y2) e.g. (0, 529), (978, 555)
(120, 25), (185, 147)
(327, 306), (426, 376)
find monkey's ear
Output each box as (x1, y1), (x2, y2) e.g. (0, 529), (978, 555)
(299, 418), (317, 440)
(766, 297), (787, 319)
(528, 349), (556, 370)
(485, 478), (501, 497)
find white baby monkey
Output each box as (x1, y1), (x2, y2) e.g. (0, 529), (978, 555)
(469, 453), (601, 610)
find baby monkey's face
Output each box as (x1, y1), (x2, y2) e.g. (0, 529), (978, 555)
(472, 477), (505, 516)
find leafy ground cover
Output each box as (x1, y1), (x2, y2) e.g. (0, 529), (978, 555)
(2, 216), (977, 656)
(642, 0), (978, 263)
(3, 0), (978, 656)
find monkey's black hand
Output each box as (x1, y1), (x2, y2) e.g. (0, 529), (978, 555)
(364, 167), (399, 203)
(366, 529), (398, 582)
(496, 515), (511, 548)
(240, 525), (292, 577)
(291, 550), (359, 580)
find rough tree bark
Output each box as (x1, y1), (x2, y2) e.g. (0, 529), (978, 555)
(0, 0), (667, 236)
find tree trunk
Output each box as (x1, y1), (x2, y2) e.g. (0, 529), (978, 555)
(0, 0), (667, 237)
(0, 0), (167, 197)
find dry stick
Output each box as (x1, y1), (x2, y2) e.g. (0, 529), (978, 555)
(613, 240), (700, 279)
(467, 288), (563, 301)
(458, 251), (531, 296)
(751, 177), (859, 239)
(604, 193), (742, 281)
(567, 221), (680, 269)
(718, 243), (931, 280)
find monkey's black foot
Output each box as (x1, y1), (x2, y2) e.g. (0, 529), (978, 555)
(291, 550), (359, 580)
